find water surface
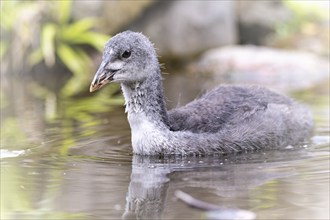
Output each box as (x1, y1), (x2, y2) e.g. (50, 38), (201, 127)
(1, 74), (329, 220)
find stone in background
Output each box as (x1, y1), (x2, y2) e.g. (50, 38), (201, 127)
(72, 0), (153, 33)
(72, 0), (293, 58)
(128, 1), (237, 58)
(192, 46), (330, 92)
(236, 0), (292, 45)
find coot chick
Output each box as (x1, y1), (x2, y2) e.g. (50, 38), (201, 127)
(90, 31), (313, 155)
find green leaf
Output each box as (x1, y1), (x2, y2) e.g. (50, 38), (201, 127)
(57, 44), (93, 96)
(58, 0), (72, 24)
(66, 32), (110, 51)
(57, 44), (83, 74)
(60, 18), (98, 40)
(28, 48), (43, 66)
(41, 23), (57, 66)
(60, 74), (89, 97)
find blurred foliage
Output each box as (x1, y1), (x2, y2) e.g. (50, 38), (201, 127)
(278, 0), (329, 37)
(1, 0), (110, 96)
(272, 0), (329, 56)
(1, 0), (124, 154)
(1, 79), (123, 154)
(284, 0), (329, 20)
(28, 81), (123, 122)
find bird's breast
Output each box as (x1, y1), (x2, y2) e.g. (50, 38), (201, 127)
(128, 112), (169, 154)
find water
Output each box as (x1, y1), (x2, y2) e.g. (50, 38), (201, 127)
(1, 74), (329, 220)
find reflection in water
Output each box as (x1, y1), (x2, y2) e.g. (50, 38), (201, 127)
(121, 148), (329, 220)
(123, 156), (170, 220)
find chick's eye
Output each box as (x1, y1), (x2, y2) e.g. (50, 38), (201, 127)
(122, 50), (131, 58)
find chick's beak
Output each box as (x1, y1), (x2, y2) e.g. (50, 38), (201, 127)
(89, 60), (114, 92)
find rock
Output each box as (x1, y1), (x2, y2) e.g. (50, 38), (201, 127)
(72, 1), (153, 33)
(128, 1), (237, 58)
(72, 1), (104, 19)
(191, 46), (330, 93)
(235, 1), (292, 45)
